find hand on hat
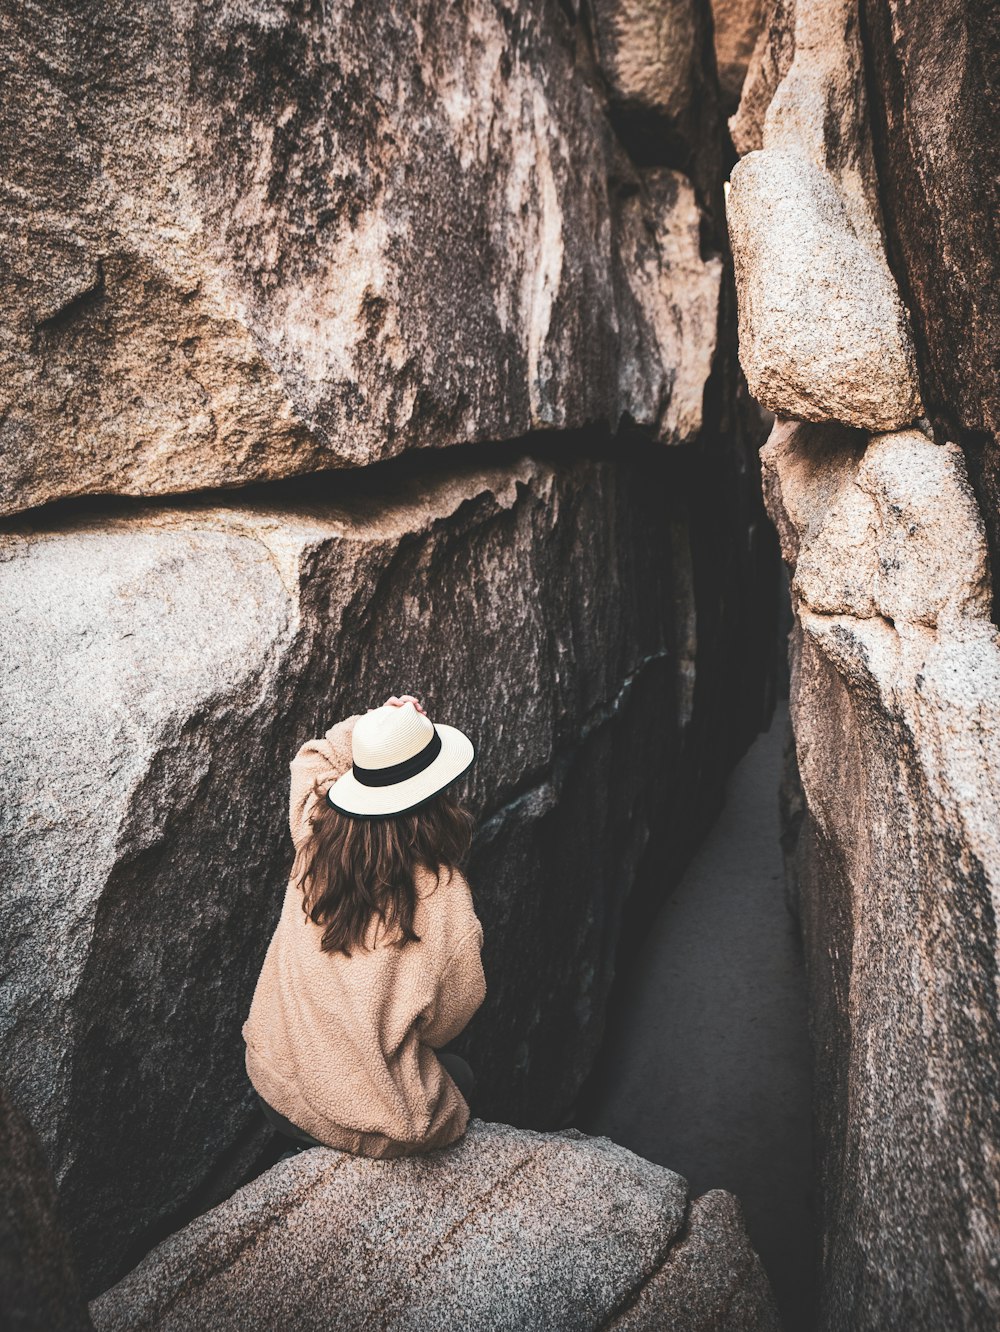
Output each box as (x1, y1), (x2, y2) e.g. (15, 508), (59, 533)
(383, 694), (426, 714)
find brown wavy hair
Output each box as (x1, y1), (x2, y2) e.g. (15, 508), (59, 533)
(293, 786), (475, 956)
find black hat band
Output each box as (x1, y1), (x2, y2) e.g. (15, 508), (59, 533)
(348, 726), (443, 788)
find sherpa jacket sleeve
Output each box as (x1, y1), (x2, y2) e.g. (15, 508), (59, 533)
(289, 714), (362, 852)
(420, 873), (487, 1050)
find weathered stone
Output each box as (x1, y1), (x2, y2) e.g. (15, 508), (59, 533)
(0, 1086), (92, 1332)
(591, 0), (700, 126)
(89, 1121), (779, 1331)
(0, 0), (722, 517)
(861, 0), (1000, 611)
(1, 452), (750, 1292)
(712, 0), (771, 110)
(752, 0), (881, 250)
(727, 150), (921, 430)
(616, 170), (723, 445)
(729, 0), (795, 155)
(588, 0), (725, 207)
(763, 419), (1000, 1330)
(607, 1189), (782, 1331)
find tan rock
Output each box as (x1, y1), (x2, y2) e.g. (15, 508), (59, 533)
(90, 1122), (780, 1332)
(727, 150), (921, 430)
(763, 419), (1000, 1328)
(729, 0), (795, 156)
(762, 0), (884, 252)
(0, 0), (720, 516)
(591, 0), (699, 125)
(711, 0), (772, 110)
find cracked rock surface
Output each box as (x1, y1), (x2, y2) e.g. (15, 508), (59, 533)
(764, 420), (1000, 1329)
(0, 0), (722, 516)
(90, 1121), (780, 1332)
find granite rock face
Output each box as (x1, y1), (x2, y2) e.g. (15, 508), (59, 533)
(758, 0), (884, 250)
(728, 0), (795, 155)
(727, 0), (922, 431)
(90, 1121), (780, 1332)
(727, 150), (920, 431)
(0, 1086), (92, 1332)
(0, 453), (749, 1293)
(0, 0), (723, 516)
(861, 0), (1000, 609)
(728, 2), (1000, 1325)
(711, 0), (770, 109)
(763, 420), (1000, 1329)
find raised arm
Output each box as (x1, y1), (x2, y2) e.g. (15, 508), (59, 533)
(288, 714), (361, 851)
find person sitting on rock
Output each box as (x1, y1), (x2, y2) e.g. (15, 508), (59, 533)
(242, 694), (484, 1157)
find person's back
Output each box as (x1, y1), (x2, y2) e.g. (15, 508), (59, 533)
(243, 696), (484, 1157)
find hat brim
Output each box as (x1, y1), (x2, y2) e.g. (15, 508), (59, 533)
(327, 723), (476, 819)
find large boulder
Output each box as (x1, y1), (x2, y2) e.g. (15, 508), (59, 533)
(0, 450), (770, 1293)
(90, 1121), (781, 1331)
(763, 419), (1000, 1329)
(727, 150), (920, 431)
(0, 0), (722, 516)
(861, 0), (1000, 609)
(0, 1086), (92, 1332)
(726, 0), (922, 431)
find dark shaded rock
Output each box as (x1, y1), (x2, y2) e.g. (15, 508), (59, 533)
(711, 0), (771, 111)
(763, 419), (1000, 1330)
(0, 444), (774, 1293)
(0, 0), (722, 515)
(89, 1121), (780, 1331)
(860, 0), (1000, 615)
(0, 1085), (92, 1332)
(588, 0), (726, 216)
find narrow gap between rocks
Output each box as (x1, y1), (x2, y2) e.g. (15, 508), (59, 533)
(578, 612), (818, 1332)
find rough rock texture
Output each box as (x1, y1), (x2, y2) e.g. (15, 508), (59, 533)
(760, 0), (884, 250)
(0, 447), (773, 1294)
(607, 1190), (782, 1331)
(0, 1086), (92, 1332)
(727, 0), (923, 431)
(0, 0), (723, 516)
(763, 419), (1000, 1330)
(727, 150), (920, 430)
(591, 0), (700, 127)
(711, 0), (770, 110)
(728, 0), (795, 155)
(89, 1122), (780, 1331)
(588, 0), (725, 205)
(861, 0), (1000, 614)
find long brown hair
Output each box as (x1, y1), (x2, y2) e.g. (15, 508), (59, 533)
(293, 785), (475, 955)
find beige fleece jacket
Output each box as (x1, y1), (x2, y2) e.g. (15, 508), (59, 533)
(242, 715), (486, 1158)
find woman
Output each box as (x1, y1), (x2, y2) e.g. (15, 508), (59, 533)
(242, 694), (485, 1157)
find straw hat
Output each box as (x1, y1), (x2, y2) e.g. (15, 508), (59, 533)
(327, 701), (475, 818)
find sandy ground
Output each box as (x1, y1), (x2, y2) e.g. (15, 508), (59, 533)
(582, 704), (817, 1331)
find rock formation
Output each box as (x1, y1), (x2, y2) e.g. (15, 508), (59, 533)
(860, 0), (1000, 615)
(3, 455), (733, 1289)
(729, 0), (1000, 1327)
(1, 0), (723, 516)
(0, 1084), (92, 1332)
(90, 1122), (780, 1331)
(1, 0), (781, 1305)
